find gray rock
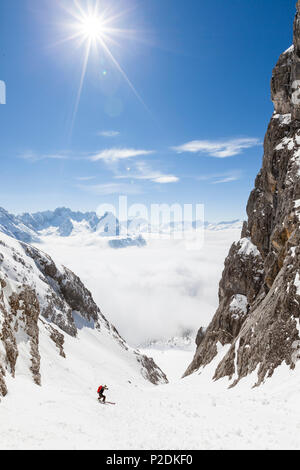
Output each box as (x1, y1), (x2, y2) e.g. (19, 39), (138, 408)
(184, 2), (300, 386)
(109, 235), (146, 249)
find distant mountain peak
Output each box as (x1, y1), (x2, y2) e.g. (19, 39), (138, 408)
(0, 206), (242, 248)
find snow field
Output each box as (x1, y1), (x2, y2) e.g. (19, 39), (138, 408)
(2, 328), (300, 450)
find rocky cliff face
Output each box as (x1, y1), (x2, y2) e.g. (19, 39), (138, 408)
(184, 2), (300, 387)
(0, 233), (167, 396)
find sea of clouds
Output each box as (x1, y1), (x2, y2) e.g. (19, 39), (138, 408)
(37, 228), (240, 347)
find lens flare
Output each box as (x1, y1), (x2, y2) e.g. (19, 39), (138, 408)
(56, 0), (148, 133)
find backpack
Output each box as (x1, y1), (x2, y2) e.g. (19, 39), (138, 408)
(97, 386), (103, 394)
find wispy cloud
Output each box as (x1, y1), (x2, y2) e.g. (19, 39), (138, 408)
(116, 161), (179, 184)
(197, 170), (242, 184)
(153, 175), (179, 184)
(212, 176), (239, 184)
(75, 176), (96, 181)
(172, 138), (261, 158)
(77, 182), (142, 195)
(98, 131), (120, 138)
(20, 151), (70, 162)
(90, 148), (154, 162)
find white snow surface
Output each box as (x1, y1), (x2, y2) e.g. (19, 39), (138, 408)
(283, 45), (294, 55)
(276, 136), (295, 151)
(294, 272), (300, 296)
(273, 113), (292, 126)
(237, 238), (261, 258)
(2, 338), (300, 450)
(229, 294), (248, 316)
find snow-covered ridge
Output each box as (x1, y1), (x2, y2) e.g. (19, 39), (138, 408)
(229, 294), (248, 318)
(0, 206), (243, 247)
(0, 207), (39, 243)
(0, 232), (167, 396)
(237, 237), (261, 258)
(273, 113), (292, 126)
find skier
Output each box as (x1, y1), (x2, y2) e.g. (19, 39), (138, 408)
(97, 384), (108, 403)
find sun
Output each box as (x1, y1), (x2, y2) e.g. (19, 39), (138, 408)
(57, 0), (147, 131)
(66, 2), (122, 49)
(79, 14), (106, 41)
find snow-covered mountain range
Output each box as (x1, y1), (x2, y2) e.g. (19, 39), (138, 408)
(0, 207), (39, 244)
(0, 206), (242, 247)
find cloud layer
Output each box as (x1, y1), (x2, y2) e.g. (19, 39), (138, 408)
(39, 228), (241, 346)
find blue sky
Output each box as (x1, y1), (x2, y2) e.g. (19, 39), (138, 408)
(0, 0), (296, 221)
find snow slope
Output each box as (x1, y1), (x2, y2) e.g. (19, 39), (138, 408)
(141, 348), (194, 382)
(1, 224), (300, 450)
(1, 342), (300, 450)
(140, 335), (195, 381)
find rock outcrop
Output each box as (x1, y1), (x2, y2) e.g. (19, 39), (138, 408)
(109, 235), (147, 249)
(0, 233), (167, 396)
(184, 2), (300, 387)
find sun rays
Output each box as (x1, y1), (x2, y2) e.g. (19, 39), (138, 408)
(58, 0), (147, 132)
